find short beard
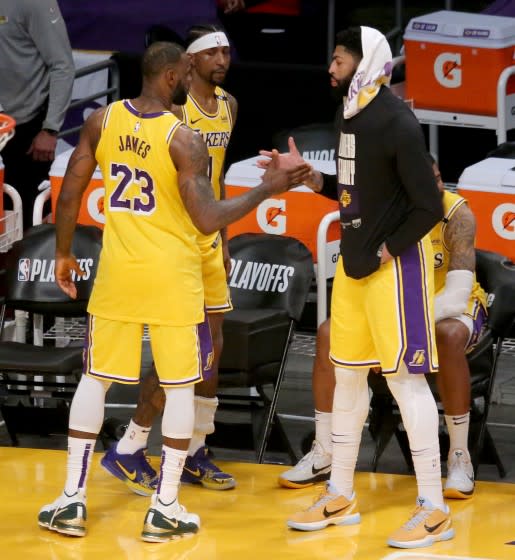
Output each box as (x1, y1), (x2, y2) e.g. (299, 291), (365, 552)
(209, 72), (226, 87)
(172, 84), (188, 106)
(330, 76), (354, 102)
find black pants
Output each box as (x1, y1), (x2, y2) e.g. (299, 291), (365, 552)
(2, 108), (52, 230)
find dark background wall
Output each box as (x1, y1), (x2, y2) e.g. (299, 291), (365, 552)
(108, 1), (513, 183)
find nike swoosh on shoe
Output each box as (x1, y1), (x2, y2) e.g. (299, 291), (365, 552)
(424, 519), (446, 533)
(323, 505), (349, 518)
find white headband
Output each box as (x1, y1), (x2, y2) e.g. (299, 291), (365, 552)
(186, 32), (229, 54)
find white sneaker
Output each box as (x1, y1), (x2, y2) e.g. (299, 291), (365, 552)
(141, 495), (200, 542)
(278, 441), (331, 488)
(444, 449), (475, 499)
(38, 490), (87, 537)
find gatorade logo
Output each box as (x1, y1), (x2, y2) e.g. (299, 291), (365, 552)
(228, 258), (294, 292)
(87, 187), (106, 225)
(492, 203), (515, 240)
(256, 199), (286, 234)
(434, 52), (462, 88)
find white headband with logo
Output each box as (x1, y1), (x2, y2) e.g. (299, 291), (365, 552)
(186, 32), (229, 54)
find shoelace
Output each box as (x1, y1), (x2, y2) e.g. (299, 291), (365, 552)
(308, 491), (338, 512)
(198, 455), (226, 475)
(448, 452), (473, 481)
(296, 441), (328, 468)
(141, 471), (158, 485)
(401, 506), (432, 531)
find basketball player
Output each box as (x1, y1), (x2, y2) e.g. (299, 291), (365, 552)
(101, 24), (240, 494)
(259, 27), (453, 549)
(38, 41), (310, 542)
(279, 158), (486, 502)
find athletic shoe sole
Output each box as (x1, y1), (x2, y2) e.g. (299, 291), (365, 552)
(278, 471), (331, 489)
(387, 527), (455, 548)
(287, 512), (361, 532)
(443, 486), (474, 499)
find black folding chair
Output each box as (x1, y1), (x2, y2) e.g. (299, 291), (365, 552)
(215, 233), (314, 463)
(0, 224), (102, 445)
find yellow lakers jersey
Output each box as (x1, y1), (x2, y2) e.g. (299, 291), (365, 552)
(430, 190), (487, 314)
(180, 87), (233, 248)
(88, 100), (204, 326)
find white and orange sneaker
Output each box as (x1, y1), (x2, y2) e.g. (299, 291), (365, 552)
(444, 449), (475, 499)
(387, 497), (454, 549)
(278, 441), (331, 489)
(287, 482), (360, 531)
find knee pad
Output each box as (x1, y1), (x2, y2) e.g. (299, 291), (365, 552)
(333, 367), (369, 413)
(194, 395), (218, 435)
(69, 374), (111, 434)
(385, 364), (438, 439)
(162, 385), (195, 440)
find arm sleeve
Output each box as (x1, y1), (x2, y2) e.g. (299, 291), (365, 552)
(26, 0), (75, 131)
(319, 173), (338, 200)
(385, 114), (443, 256)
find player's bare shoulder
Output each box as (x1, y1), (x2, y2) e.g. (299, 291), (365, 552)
(225, 91), (238, 122)
(84, 105), (108, 135)
(170, 124), (209, 172)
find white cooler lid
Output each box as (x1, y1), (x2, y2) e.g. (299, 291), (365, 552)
(50, 147), (103, 180)
(225, 155), (336, 191)
(458, 157), (515, 193)
(404, 10), (515, 47)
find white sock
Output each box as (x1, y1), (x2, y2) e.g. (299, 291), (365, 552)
(411, 443), (444, 509)
(330, 368), (369, 500)
(64, 437), (95, 497)
(444, 412), (470, 457)
(188, 433), (206, 456)
(156, 445), (188, 510)
(386, 365), (444, 510)
(315, 409), (332, 454)
(116, 419), (151, 455)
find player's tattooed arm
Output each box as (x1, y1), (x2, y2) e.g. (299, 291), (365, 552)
(445, 203), (476, 272)
(172, 125), (311, 234)
(56, 107), (105, 257)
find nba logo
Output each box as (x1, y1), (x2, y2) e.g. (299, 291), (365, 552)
(18, 258), (30, 281)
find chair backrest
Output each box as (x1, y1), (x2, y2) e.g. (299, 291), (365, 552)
(273, 122), (336, 163)
(227, 233), (314, 322)
(5, 224), (103, 316)
(475, 249), (515, 338)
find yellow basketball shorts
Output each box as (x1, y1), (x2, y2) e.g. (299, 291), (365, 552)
(330, 236), (438, 375)
(200, 234), (232, 314)
(83, 314), (213, 387)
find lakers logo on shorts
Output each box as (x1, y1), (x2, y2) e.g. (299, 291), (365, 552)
(204, 350), (214, 371)
(408, 349), (426, 367)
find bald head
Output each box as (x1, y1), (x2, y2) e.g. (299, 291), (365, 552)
(141, 41), (185, 80)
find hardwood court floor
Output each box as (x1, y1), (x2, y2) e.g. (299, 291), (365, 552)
(1, 447), (514, 560)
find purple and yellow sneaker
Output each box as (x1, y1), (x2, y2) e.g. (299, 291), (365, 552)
(101, 445), (158, 496)
(181, 446), (236, 490)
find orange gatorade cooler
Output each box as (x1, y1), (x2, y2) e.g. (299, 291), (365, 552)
(49, 148), (105, 228)
(404, 10), (515, 115)
(225, 156), (339, 262)
(458, 157), (515, 262)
